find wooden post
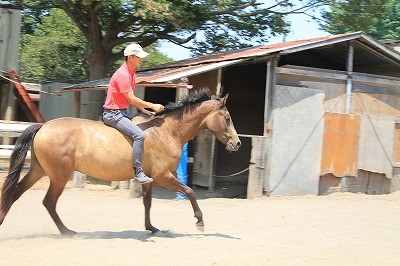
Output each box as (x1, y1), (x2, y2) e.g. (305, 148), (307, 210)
(247, 136), (266, 199)
(263, 57), (279, 196)
(208, 68), (223, 192)
(72, 171), (86, 188)
(129, 179), (142, 198)
(72, 91), (87, 188)
(2, 83), (16, 145)
(74, 91), (81, 118)
(119, 180), (129, 189)
(111, 181), (119, 190)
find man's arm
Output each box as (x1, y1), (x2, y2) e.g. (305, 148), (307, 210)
(123, 91), (164, 113)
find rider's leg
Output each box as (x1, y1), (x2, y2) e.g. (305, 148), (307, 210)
(103, 110), (153, 183)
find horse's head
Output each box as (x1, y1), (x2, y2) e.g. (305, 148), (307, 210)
(206, 94), (241, 152)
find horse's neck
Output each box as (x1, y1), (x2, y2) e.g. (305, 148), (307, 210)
(159, 101), (213, 145)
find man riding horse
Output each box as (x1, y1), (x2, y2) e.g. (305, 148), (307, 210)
(103, 43), (164, 184)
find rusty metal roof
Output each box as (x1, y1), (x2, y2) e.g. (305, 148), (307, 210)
(56, 32), (400, 93)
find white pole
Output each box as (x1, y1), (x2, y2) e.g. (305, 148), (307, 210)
(345, 43), (354, 114)
(342, 42), (354, 192)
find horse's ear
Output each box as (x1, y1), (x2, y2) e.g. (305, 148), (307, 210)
(220, 94), (229, 107)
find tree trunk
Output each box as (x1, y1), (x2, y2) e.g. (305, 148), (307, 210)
(88, 53), (109, 81)
(80, 51), (110, 120)
(72, 50), (111, 187)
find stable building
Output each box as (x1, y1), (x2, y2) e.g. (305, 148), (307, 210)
(55, 32), (400, 197)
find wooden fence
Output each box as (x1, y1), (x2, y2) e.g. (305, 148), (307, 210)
(0, 120), (35, 157)
(0, 120), (35, 172)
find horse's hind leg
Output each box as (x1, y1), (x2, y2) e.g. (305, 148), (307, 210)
(0, 156), (45, 225)
(43, 173), (75, 236)
(14, 159), (46, 202)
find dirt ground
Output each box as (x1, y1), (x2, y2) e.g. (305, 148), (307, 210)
(0, 174), (400, 266)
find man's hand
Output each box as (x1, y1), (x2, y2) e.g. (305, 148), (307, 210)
(140, 108), (155, 116)
(152, 104), (164, 113)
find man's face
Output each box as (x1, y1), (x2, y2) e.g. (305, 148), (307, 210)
(129, 55), (143, 69)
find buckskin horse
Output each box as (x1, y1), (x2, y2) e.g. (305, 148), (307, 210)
(0, 88), (241, 235)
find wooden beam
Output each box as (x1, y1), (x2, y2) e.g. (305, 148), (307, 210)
(277, 65), (400, 88)
(0, 120), (36, 137)
(355, 40), (400, 68)
(74, 91), (81, 118)
(54, 83), (193, 93)
(277, 66), (348, 81)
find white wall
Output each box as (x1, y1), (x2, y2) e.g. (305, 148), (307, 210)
(0, 7), (21, 72)
(0, 7), (22, 123)
(39, 82), (76, 121)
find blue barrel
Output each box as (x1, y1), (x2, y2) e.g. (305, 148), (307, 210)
(176, 143), (188, 200)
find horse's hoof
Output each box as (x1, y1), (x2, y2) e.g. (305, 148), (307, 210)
(152, 229), (172, 237)
(196, 222), (205, 232)
(147, 226), (160, 234)
(61, 229), (77, 236)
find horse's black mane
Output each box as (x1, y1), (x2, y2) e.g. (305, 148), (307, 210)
(155, 88), (218, 116)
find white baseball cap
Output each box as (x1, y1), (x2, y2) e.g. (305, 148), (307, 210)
(123, 43), (149, 58)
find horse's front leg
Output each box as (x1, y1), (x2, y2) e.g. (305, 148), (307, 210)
(159, 172), (204, 231)
(142, 182), (160, 233)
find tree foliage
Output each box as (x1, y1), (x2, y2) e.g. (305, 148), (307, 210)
(19, 9), (172, 83)
(372, 0), (400, 39)
(320, 0), (400, 40)
(9, 0), (328, 81)
(19, 9), (89, 83)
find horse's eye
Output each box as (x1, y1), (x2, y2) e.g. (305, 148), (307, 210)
(221, 112), (230, 124)
(224, 115), (231, 126)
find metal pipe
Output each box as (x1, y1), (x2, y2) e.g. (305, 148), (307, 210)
(345, 42), (354, 114)
(342, 42), (354, 192)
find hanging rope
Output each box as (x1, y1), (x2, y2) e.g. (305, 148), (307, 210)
(212, 167), (249, 178)
(0, 71), (62, 96)
(0, 70), (104, 105)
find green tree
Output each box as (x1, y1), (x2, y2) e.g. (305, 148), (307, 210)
(19, 8), (173, 83)
(19, 9), (89, 83)
(372, 0), (400, 39)
(7, 0), (328, 120)
(320, 0), (400, 40)
(12, 0), (328, 80)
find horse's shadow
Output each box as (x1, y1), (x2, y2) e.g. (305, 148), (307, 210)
(0, 230), (240, 243)
(78, 230), (241, 242)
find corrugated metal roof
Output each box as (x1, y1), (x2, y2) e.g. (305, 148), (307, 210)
(149, 59), (243, 83)
(56, 32), (400, 92)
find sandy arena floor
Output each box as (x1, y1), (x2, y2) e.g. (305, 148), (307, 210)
(0, 175), (400, 265)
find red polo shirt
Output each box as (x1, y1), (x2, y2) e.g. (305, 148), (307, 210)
(103, 62), (135, 110)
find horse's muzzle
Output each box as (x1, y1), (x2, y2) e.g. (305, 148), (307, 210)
(226, 139), (241, 152)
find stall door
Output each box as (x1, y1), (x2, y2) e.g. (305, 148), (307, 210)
(192, 130), (216, 190)
(268, 85), (325, 196)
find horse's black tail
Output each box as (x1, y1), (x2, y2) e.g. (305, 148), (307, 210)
(0, 124), (43, 222)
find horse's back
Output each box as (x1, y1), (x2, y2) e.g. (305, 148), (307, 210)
(33, 117), (134, 180)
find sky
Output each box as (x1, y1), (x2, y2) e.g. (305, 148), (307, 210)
(160, 4), (329, 61)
